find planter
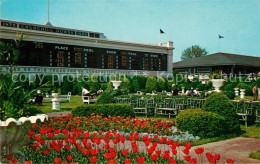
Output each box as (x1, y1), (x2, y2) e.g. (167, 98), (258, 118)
(0, 114), (48, 162)
(234, 88), (239, 97)
(111, 80), (122, 90)
(211, 79), (225, 92)
(240, 89), (245, 99)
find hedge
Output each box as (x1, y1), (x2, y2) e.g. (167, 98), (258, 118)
(176, 109), (225, 138)
(72, 104), (135, 117)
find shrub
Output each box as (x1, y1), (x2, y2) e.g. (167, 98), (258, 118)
(145, 77), (157, 92)
(72, 104), (135, 117)
(256, 78), (260, 88)
(236, 83), (252, 96)
(26, 107), (43, 116)
(196, 83), (205, 91)
(224, 91), (235, 99)
(203, 93), (240, 134)
(157, 77), (166, 92)
(96, 90), (115, 104)
(176, 109), (225, 138)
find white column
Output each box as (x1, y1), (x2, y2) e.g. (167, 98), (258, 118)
(240, 89), (245, 99)
(234, 88), (239, 97)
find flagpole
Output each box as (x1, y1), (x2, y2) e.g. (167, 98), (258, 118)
(219, 38), (220, 52)
(48, 0), (49, 22)
(159, 28), (161, 46)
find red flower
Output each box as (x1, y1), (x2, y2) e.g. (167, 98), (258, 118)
(145, 141), (150, 146)
(142, 135), (148, 141)
(124, 159), (131, 164)
(90, 156), (97, 163)
(67, 155), (73, 161)
(172, 149), (177, 155)
(155, 150), (161, 156)
(147, 147), (155, 155)
(194, 147), (204, 155)
(64, 145), (70, 151)
(120, 136), (126, 143)
(227, 159), (234, 164)
(154, 134), (158, 139)
(24, 161), (32, 164)
(189, 158), (198, 164)
(122, 149), (128, 156)
(182, 148), (189, 155)
(42, 149), (49, 156)
(104, 153), (111, 160)
(137, 156), (145, 164)
(185, 142), (192, 149)
(83, 149), (90, 156)
(163, 151), (170, 160)
(108, 159), (116, 164)
(151, 154), (158, 161)
(10, 158), (18, 164)
(169, 158), (176, 164)
(215, 154), (220, 160)
(54, 158), (62, 164)
(35, 135), (41, 142)
(184, 156), (191, 162)
(90, 149), (98, 156)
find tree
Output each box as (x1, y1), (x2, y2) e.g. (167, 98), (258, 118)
(181, 45), (208, 60)
(145, 77), (157, 93)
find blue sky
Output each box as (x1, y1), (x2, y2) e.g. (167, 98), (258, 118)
(0, 0), (260, 62)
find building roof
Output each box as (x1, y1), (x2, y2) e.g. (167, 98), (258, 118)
(173, 52), (260, 68)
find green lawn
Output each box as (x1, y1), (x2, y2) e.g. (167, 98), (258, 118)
(241, 125), (260, 139)
(249, 150), (260, 160)
(34, 95), (83, 113)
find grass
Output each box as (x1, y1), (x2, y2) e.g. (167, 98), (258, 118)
(249, 150), (260, 160)
(241, 125), (260, 139)
(33, 95), (83, 113)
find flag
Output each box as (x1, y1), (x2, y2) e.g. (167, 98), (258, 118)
(160, 29), (165, 34)
(218, 35), (224, 39)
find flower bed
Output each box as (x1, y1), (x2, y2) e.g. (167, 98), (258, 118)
(4, 115), (234, 163)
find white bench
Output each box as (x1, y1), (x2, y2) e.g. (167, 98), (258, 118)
(82, 96), (97, 104)
(60, 92), (71, 102)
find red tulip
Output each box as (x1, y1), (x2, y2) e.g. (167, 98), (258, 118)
(83, 149), (90, 156)
(194, 147), (204, 155)
(152, 142), (158, 148)
(35, 135), (41, 142)
(151, 154), (158, 161)
(185, 142), (192, 149)
(156, 150), (161, 155)
(124, 159), (131, 164)
(104, 153), (111, 160)
(154, 134), (158, 139)
(90, 156), (97, 163)
(24, 161), (32, 164)
(137, 156), (145, 164)
(182, 148), (189, 155)
(145, 141), (150, 146)
(172, 149), (177, 155)
(169, 158), (176, 164)
(108, 159), (116, 164)
(67, 155), (73, 162)
(64, 145), (70, 151)
(42, 149), (49, 156)
(120, 136), (126, 143)
(10, 158), (18, 164)
(54, 158), (62, 164)
(163, 151), (170, 160)
(189, 158), (198, 164)
(122, 149), (128, 156)
(147, 147), (155, 155)
(90, 149), (98, 156)
(184, 156), (191, 162)
(227, 159), (234, 164)
(142, 135), (148, 141)
(215, 154), (220, 160)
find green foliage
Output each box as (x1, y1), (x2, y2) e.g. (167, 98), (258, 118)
(145, 76), (157, 92)
(120, 77), (131, 93)
(132, 76), (147, 93)
(72, 104), (135, 117)
(256, 78), (260, 88)
(96, 90), (115, 104)
(196, 83), (205, 91)
(249, 150), (260, 160)
(61, 75), (73, 94)
(88, 75), (101, 93)
(157, 77), (166, 92)
(0, 74), (36, 120)
(236, 83), (253, 96)
(203, 93), (240, 134)
(224, 91), (235, 99)
(176, 109), (225, 138)
(181, 45), (208, 60)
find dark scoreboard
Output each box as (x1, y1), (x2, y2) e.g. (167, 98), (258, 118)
(1, 40), (167, 71)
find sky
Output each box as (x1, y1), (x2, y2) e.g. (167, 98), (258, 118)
(0, 0), (260, 62)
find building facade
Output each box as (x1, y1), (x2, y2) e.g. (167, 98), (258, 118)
(0, 19), (173, 77)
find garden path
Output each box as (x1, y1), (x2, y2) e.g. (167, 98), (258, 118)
(46, 111), (71, 117)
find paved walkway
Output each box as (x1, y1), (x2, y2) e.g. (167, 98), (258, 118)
(191, 137), (260, 163)
(46, 111), (71, 117)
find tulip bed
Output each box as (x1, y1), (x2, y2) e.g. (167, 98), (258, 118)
(8, 115), (234, 164)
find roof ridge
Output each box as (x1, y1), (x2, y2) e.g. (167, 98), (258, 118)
(219, 53), (236, 65)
